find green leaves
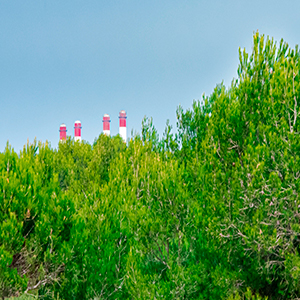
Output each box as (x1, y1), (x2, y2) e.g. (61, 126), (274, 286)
(2, 32), (300, 299)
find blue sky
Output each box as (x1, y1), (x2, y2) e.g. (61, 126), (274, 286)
(1, 1), (300, 152)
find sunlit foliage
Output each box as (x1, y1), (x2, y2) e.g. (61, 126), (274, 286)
(1, 32), (300, 299)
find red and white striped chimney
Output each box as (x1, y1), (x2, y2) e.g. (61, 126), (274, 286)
(74, 120), (82, 142)
(103, 114), (111, 136)
(119, 110), (127, 142)
(59, 123), (67, 141)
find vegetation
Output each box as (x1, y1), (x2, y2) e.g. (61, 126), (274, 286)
(1, 32), (300, 299)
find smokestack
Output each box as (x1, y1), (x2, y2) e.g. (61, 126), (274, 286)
(119, 110), (127, 142)
(59, 123), (67, 141)
(74, 120), (82, 142)
(103, 114), (111, 136)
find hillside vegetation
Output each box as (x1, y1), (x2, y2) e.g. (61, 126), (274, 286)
(1, 33), (300, 299)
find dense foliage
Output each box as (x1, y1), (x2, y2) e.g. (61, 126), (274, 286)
(1, 33), (300, 299)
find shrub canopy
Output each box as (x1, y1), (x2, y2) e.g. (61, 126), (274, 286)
(1, 32), (300, 299)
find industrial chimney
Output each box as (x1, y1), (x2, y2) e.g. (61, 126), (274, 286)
(119, 110), (127, 142)
(74, 120), (82, 142)
(59, 123), (67, 141)
(103, 114), (111, 136)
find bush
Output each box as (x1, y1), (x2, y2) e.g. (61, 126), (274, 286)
(1, 32), (299, 299)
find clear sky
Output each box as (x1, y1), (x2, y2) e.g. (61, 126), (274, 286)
(1, 0), (300, 152)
